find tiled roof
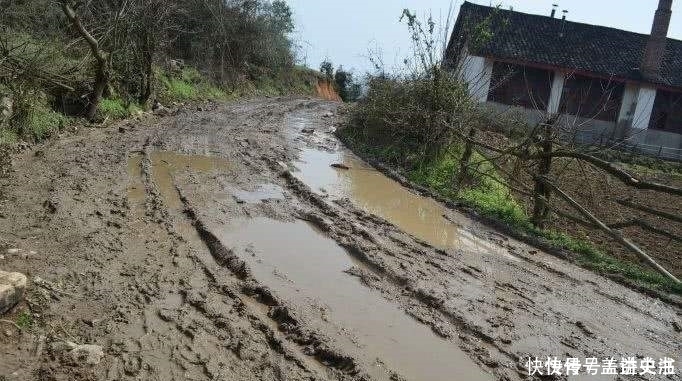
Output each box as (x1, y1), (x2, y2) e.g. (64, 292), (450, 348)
(446, 2), (682, 89)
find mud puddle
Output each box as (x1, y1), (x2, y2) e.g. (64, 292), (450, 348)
(126, 150), (231, 208)
(291, 146), (516, 261)
(232, 184), (285, 204)
(218, 217), (492, 381)
(149, 151), (231, 209)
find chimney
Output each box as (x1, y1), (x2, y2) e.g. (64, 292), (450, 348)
(641, 0), (673, 79)
(550, 4), (558, 18)
(558, 10), (569, 37)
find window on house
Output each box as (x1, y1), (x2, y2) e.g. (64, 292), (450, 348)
(648, 90), (682, 134)
(488, 62), (552, 110)
(560, 74), (624, 122)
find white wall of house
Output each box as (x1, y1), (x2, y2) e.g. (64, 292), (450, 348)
(547, 70), (565, 114)
(617, 84), (639, 123)
(632, 86), (657, 130)
(458, 49), (493, 103)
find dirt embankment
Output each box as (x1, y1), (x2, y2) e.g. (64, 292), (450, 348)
(315, 80), (342, 102)
(0, 98), (679, 381)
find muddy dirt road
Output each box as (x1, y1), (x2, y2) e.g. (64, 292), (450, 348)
(0, 97), (679, 381)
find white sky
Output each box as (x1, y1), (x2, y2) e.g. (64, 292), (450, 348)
(287, 0), (682, 75)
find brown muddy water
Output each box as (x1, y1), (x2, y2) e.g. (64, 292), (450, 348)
(149, 151), (231, 209)
(218, 218), (492, 381)
(292, 146), (516, 261)
(232, 183), (285, 204)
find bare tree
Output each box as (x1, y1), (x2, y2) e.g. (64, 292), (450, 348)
(59, 0), (110, 120)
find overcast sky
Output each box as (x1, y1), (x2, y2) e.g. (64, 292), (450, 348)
(287, 0), (682, 75)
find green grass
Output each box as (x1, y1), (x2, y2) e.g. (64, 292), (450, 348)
(0, 129), (18, 145)
(156, 65), (320, 103)
(16, 311), (33, 330)
(340, 128), (682, 295)
(99, 98), (142, 120)
(22, 103), (68, 141)
(406, 145), (528, 228)
(536, 229), (682, 293)
(99, 98), (128, 119)
(254, 66), (320, 96)
(10, 92), (68, 141)
(157, 67), (227, 103)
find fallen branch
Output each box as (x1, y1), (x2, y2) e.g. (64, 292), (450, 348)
(616, 199), (682, 224)
(457, 127), (682, 197)
(608, 219), (682, 243)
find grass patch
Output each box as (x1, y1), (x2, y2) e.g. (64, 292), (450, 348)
(157, 67), (227, 103)
(537, 230), (682, 293)
(405, 144), (528, 227)
(157, 65), (320, 103)
(19, 102), (68, 141)
(99, 98), (128, 119)
(16, 311), (33, 330)
(254, 66), (320, 96)
(99, 98), (142, 120)
(0, 129), (18, 145)
(10, 91), (68, 141)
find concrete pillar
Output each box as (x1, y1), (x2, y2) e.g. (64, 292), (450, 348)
(460, 54), (493, 103)
(632, 86), (657, 130)
(547, 70), (565, 114)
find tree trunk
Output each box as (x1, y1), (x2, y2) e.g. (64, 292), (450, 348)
(87, 65), (107, 120)
(456, 127), (477, 189)
(532, 122), (553, 229)
(60, 1), (109, 121)
(139, 46), (154, 106)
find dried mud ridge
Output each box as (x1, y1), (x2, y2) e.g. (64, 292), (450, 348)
(0, 97), (679, 381)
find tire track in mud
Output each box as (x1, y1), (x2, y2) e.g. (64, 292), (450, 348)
(271, 163), (520, 380)
(178, 191), (364, 379)
(136, 140), (365, 381)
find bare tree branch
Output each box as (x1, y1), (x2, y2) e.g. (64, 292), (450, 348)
(616, 198), (682, 224)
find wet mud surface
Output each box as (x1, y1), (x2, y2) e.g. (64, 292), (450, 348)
(0, 97), (679, 381)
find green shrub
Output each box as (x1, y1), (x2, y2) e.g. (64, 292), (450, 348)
(349, 72), (477, 165)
